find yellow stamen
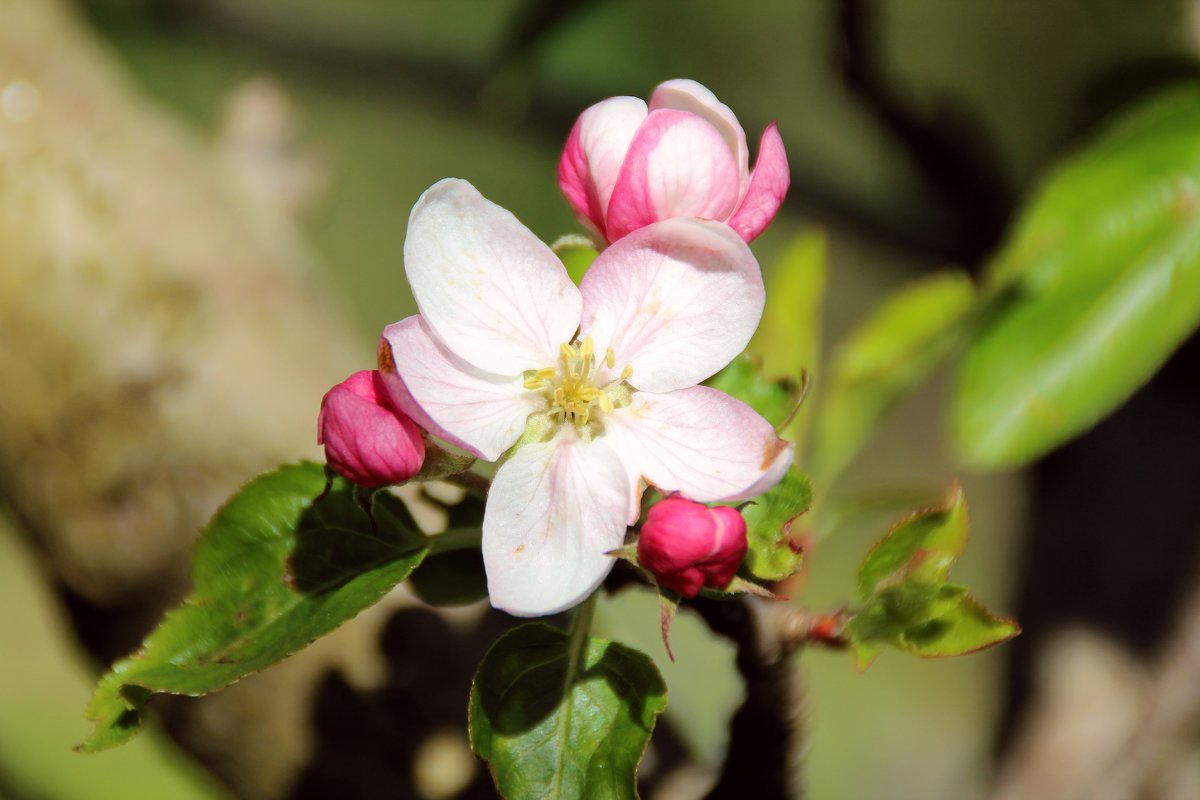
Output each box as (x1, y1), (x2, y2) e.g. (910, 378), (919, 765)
(528, 339), (636, 429)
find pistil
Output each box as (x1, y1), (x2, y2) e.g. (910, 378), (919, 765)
(523, 336), (633, 428)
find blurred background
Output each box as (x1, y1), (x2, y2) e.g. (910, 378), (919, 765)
(2, 0), (1199, 798)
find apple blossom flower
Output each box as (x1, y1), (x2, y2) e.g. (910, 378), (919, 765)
(637, 496), (748, 597)
(379, 179), (792, 617)
(318, 370), (426, 487)
(558, 78), (790, 245)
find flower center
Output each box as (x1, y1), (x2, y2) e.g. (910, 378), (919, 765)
(524, 336), (633, 427)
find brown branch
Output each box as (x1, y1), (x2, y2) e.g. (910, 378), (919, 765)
(687, 596), (807, 800)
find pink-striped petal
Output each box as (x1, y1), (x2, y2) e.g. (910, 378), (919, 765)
(558, 96), (648, 239)
(579, 218), (764, 394)
(650, 79), (749, 194)
(379, 316), (541, 461)
(603, 385), (793, 503)
(403, 179), (581, 375)
(727, 123), (790, 242)
(483, 429), (631, 617)
(605, 109), (741, 242)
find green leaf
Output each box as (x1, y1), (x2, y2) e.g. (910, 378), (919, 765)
(409, 548), (488, 607)
(856, 483), (968, 598)
(750, 230), (827, 446)
(740, 468), (812, 582)
(812, 271), (975, 482)
(704, 353), (803, 430)
(81, 462), (429, 752)
(954, 85), (1200, 468)
(846, 486), (1018, 665)
(895, 595), (1020, 657)
(469, 623), (667, 800)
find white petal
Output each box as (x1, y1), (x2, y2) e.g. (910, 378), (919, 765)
(380, 316), (542, 461)
(404, 179), (582, 374)
(650, 79), (749, 194)
(580, 218), (764, 393)
(483, 429), (631, 617)
(603, 386), (793, 503)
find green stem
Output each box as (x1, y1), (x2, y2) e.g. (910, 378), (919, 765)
(443, 469), (491, 499)
(427, 527), (483, 555)
(564, 591), (597, 689)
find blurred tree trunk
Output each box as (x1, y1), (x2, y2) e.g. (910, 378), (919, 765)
(0, 1), (430, 796)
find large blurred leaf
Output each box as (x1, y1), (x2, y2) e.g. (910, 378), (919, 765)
(750, 231), (827, 446)
(812, 272), (974, 482)
(955, 85), (1200, 468)
(82, 462), (430, 752)
(469, 623), (667, 800)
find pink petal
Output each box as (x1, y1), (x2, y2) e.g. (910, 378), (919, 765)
(727, 123), (790, 242)
(557, 96), (648, 239)
(605, 109), (741, 242)
(603, 385), (794, 504)
(650, 79), (749, 194)
(579, 218), (764, 393)
(483, 429), (631, 617)
(403, 179), (582, 375)
(318, 370), (426, 486)
(379, 316), (541, 461)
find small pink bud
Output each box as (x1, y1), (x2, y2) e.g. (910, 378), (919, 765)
(317, 370), (425, 487)
(637, 496), (748, 597)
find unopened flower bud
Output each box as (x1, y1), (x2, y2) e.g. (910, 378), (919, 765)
(318, 370), (425, 486)
(637, 496), (747, 597)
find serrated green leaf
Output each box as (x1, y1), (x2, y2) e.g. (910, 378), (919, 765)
(812, 271), (975, 482)
(469, 623), (667, 800)
(954, 85), (1200, 468)
(81, 462), (429, 752)
(895, 595), (1020, 657)
(750, 230), (827, 447)
(704, 353), (802, 430)
(409, 548), (488, 607)
(846, 486), (1018, 666)
(740, 468), (812, 581)
(848, 582), (967, 643)
(856, 484), (968, 598)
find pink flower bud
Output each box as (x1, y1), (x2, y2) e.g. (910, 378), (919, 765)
(637, 496), (748, 597)
(558, 79), (789, 245)
(317, 370), (425, 486)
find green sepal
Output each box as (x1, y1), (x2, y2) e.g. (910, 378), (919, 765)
(469, 623), (667, 800)
(740, 468), (812, 582)
(80, 461), (430, 752)
(552, 234), (599, 285)
(413, 441), (476, 482)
